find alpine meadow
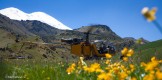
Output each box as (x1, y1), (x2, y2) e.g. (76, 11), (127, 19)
(0, 0), (162, 80)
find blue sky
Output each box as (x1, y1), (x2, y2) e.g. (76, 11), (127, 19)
(0, 0), (162, 41)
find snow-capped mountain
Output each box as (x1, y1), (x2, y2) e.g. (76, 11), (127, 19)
(0, 7), (72, 30)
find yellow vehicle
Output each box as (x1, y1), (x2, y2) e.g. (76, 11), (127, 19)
(61, 27), (116, 58)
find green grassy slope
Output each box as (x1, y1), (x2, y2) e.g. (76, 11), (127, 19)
(138, 39), (162, 50)
(134, 39), (162, 63)
(0, 29), (15, 48)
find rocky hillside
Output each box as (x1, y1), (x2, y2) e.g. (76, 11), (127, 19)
(0, 13), (34, 36)
(0, 14), (76, 60)
(75, 25), (123, 42)
(0, 14), (124, 43)
(0, 13), (148, 60)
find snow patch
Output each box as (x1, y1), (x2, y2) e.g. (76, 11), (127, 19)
(0, 7), (72, 30)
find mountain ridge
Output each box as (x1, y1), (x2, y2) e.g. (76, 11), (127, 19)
(0, 7), (72, 30)
(0, 12), (148, 51)
(75, 24), (123, 42)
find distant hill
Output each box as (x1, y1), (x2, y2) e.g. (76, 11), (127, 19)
(75, 24), (123, 42)
(123, 37), (136, 41)
(15, 20), (61, 42)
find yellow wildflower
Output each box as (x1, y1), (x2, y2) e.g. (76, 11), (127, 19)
(89, 67), (96, 73)
(123, 68), (128, 73)
(141, 7), (157, 22)
(66, 63), (76, 74)
(91, 63), (100, 69)
(105, 66), (111, 71)
(131, 77), (137, 80)
(145, 61), (158, 71)
(119, 72), (128, 80)
(150, 70), (155, 74)
(127, 49), (134, 57)
(105, 54), (112, 59)
(97, 72), (112, 80)
(71, 63), (76, 67)
(127, 70), (131, 74)
(159, 60), (162, 63)
(121, 47), (128, 55)
(130, 64), (135, 72)
(141, 62), (146, 67)
(83, 63), (101, 73)
(156, 70), (162, 80)
(123, 57), (128, 62)
(143, 74), (155, 80)
(144, 57), (159, 71)
(105, 60), (110, 64)
(96, 68), (104, 73)
(83, 66), (89, 71)
(89, 63), (101, 73)
(121, 65), (126, 69)
(112, 67), (120, 74)
(151, 56), (156, 62)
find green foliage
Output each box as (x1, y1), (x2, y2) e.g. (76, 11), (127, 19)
(0, 62), (13, 80)
(1, 59), (73, 80)
(134, 39), (162, 62)
(138, 39), (162, 50)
